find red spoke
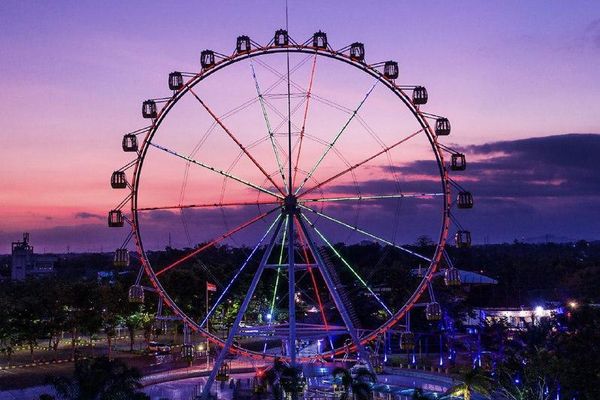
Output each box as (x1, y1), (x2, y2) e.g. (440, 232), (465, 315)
(155, 207), (279, 276)
(294, 216), (330, 332)
(189, 88), (285, 196)
(137, 199), (280, 212)
(293, 53), (318, 190)
(298, 129), (423, 197)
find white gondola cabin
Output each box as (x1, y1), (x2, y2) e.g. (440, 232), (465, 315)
(236, 35), (251, 54)
(451, 153), (467, 171)
(108, 210), (124, 227)
(413, 86), (428, 105)
(168, 72), (183, 91)
(142, 100), (157, 119)
(122, 134), (138, 152)
(435, 118), (451, 136)
(111, 171), (127, 189)
(313, 31), (328, 49)
(426, 302), (442, 321)
(444, 268), (462, 286)
(201, 50), (215, 69)
(384, 61), (399, 80)
(457, 191), (474, 209)
(113, 248), (130, 267)
(274, 29), (289, 46)
(349, 42), (365, 62)
(455, 230), (472, 248)
(128, 285), (144, 303)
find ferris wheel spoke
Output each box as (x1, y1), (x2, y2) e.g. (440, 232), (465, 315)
(201, 213), (284, 327)
(137, 199), (281, 212)
(269, 96), (306, 134)
(299, 129), (424, 197)
(293, 52), (318, 190)
(299, 213), (393, 316)
(268, 215), (289, 321)
(261, 97), (304, 137)
(155, 207), (280, 276)
(148, 142), (282, 199)
(294, 215), (330, 331)
(188, 88), (286, 196)
(298, 204), (432, 263)
(294, 80), (379, 195)
(250, 63), (288, 193)
(254, 54), (313, 96)
(254, 56), (350, 117)
(299, 192), (444, 204)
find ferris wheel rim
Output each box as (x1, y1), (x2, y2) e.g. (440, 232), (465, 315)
(127, 42), (452, 361)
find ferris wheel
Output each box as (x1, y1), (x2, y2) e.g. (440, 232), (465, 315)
(109, 29), (472, 387)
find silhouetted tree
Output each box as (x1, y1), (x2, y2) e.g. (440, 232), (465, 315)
(51, 356), (148, 400)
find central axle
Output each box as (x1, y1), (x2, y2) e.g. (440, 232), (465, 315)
(283, 194), (298, 214)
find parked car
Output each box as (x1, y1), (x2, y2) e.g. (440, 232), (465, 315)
(146, 341), (171, 355)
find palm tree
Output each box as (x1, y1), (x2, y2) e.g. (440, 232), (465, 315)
(280, 365), (305, 400)
(51, 356), (148, 400)
(446, 367), (491, 400)
(332, 367), (352, 400)
(266, 358), (286, 400)
(411, 388), (428, 400)
(351, 368), (376, 400)
(332, 366), (376, 400)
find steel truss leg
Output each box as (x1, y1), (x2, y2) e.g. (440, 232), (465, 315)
(202, 217), (285, 398)
(288, 213), (297, 365)
(296, 216), (375, 374)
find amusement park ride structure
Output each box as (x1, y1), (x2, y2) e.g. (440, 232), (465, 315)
(110, 29), (473, 397)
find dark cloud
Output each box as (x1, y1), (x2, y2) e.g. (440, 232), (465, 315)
(381, 134), (600, 199)
(329, 134), (600, 242)
(75, 212), (104, 220)
(462, 133), (600, 198)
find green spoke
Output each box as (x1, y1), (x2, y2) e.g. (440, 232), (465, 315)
(149, 142), (283, 199)
(299, 192), (444, 204)
(299, 204), (432, 262)
(269, 215), (289, 318)
(300, 213), (393, 316)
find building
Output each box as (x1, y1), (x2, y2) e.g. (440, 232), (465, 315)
(464, 305), (562, 329)
(11, 233), (55, 281)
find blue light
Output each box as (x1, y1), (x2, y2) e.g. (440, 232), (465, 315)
(266, 313), (272, 320)
(200, 215), (281, 327)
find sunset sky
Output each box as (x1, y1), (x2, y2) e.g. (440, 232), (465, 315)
(1, 1), (599, 253)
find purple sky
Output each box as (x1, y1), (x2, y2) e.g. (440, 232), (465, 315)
(1, 1), (599, 253)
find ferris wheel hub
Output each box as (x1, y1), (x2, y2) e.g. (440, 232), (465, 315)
(283, 194), (299, 214)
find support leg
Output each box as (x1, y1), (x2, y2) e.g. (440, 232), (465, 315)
(202, 217), (284, 398)
(296, 217), (374, 374)
(288, 214), (297, 366)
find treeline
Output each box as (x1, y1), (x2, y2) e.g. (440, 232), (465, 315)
(450, 240), (600, 306)
(0, 277), (154, 362)
(478, 305), (600, 400)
